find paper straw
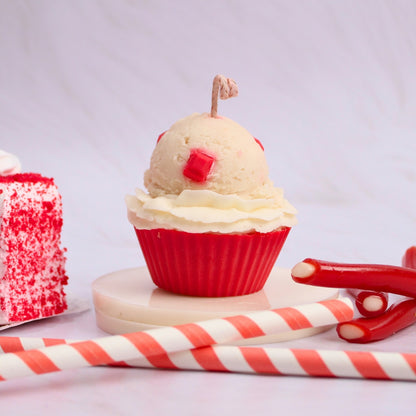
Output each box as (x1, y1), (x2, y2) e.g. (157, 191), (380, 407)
(0, 297), (352, 381)
(1, 336), (416, 381)
(135, 346), (416, 381)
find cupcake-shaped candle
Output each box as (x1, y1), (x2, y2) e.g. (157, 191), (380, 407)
(126, 75), (297, 296)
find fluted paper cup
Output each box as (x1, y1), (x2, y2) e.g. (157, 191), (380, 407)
(134, 227), (290, 297)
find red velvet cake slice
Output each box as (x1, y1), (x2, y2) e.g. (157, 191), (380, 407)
(0, 173), (68, 323)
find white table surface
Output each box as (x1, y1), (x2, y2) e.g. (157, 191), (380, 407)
(1, 1), (416, 414)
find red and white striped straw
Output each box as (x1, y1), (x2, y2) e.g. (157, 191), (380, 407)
(0, 298), (352, 381)
(135, 346), (416, 381)
(1, 336), (416, 381)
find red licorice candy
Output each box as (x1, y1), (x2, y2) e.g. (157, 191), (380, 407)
(402, 246), (416, 270)
(336, 298), (416, 343)
(291, 258), (416, 298)
(346, 288), (389, 318)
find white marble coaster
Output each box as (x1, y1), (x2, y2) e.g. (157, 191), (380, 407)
(92, 267), (339, 345)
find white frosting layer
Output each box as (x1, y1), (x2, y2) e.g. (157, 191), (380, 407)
(126, 188), (297, 234)
(0, 150), (21, 176)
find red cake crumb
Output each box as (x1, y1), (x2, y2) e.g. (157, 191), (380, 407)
(0, 173), (68, 322)
(0, 173), (54, 184)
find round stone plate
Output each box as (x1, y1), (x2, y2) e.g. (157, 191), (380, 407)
(92, 267), (339, 345)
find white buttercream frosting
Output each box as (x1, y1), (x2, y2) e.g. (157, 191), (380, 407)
(0, 150), (21, 176)
(126, 188), (297, 233)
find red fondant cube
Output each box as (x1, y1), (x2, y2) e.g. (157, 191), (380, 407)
(183, 148), (216, 183)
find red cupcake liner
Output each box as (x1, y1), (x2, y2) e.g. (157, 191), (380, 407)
(134, 227), (290, 297)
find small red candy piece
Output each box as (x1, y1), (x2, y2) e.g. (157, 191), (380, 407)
(254, 137), (264, 151)
(183, 148), (216, 183)
(157, 131), (166, 143)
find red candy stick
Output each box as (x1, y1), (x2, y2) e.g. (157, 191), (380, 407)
(402, 246), (416, 269)
(291, 258), (416, 298)
(346, 288), (389, 318)
(336, 298), (416, 343)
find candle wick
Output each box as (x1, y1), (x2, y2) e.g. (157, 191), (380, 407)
(210, 75), (238, 118)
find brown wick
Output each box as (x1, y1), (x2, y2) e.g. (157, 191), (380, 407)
(210, 75), (238, 118)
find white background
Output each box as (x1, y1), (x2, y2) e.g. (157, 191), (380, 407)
(1, 0), (416, 414)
